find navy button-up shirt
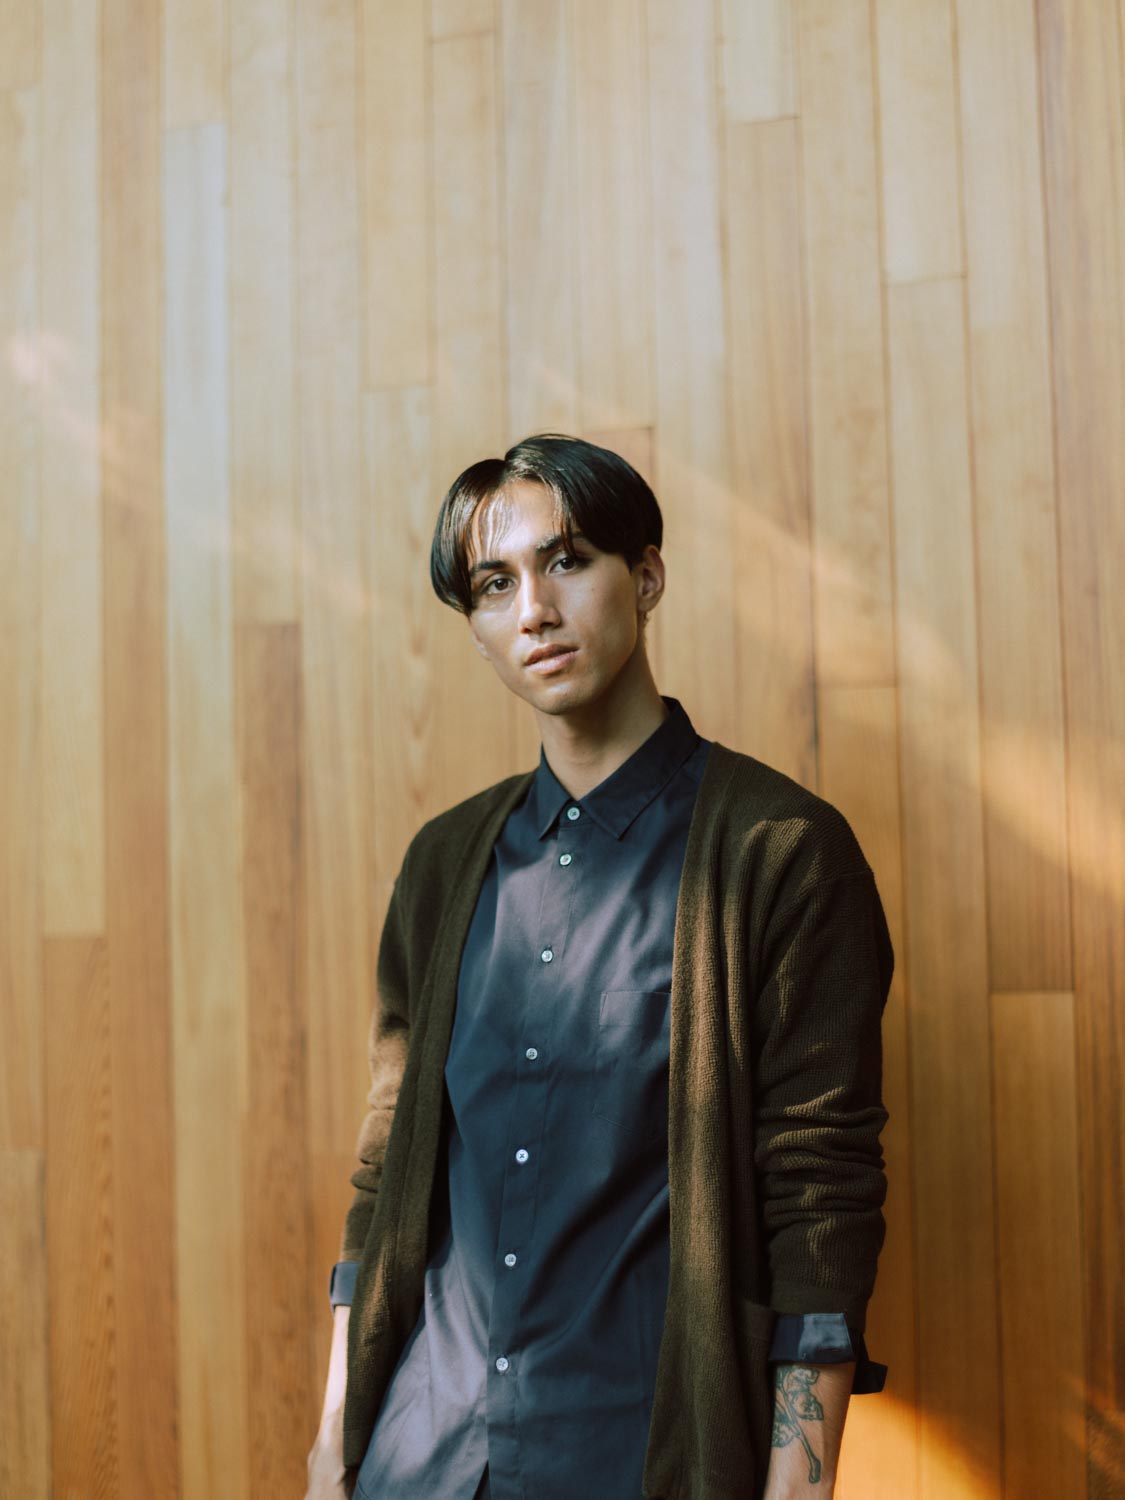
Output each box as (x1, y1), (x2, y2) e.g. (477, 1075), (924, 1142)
(342, 696), (879, 1500)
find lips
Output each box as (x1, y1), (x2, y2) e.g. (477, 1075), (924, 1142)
(526, 645), (577, 666)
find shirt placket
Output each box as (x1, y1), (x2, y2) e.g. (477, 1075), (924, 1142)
(485, 798), (592, 1500)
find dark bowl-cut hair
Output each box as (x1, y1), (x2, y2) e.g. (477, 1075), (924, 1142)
(430, 431), (664, 616)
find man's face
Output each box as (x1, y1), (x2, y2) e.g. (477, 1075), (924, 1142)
(464, 478), (661, 714)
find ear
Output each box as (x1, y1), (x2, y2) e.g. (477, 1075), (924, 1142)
(635, 544), (665, 616)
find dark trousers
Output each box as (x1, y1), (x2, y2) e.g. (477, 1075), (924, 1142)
(473, 1466), (490, 1499)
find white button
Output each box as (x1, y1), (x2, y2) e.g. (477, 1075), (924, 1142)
(495, 1356), (510, 1372)
(559, 853), (572, 866)
(525, 1046), (538, 1060)
(541, 948), (553, 963)
(515, 1148), (529, 1163)
(504, 1253), (517, 1267)
(567, 806), (580, 820)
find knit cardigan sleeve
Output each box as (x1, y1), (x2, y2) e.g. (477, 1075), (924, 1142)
(751, 866), (894, 1330)
(338, 862), (413, 1263)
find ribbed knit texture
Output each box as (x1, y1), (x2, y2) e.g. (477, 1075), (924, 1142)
(338, 740), (894, 1498)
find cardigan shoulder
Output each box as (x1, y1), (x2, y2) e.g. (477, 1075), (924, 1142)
(693, 741), (877, 919)
(397, 767), (537, 895)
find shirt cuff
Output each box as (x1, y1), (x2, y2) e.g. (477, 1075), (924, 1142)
(767, 1311), (888, 1394)
(328, 1259), (359, 1308)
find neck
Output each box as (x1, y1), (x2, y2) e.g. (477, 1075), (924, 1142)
(533, 649), (669, 801)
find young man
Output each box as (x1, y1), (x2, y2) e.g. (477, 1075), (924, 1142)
(306, 434), (893, 1500)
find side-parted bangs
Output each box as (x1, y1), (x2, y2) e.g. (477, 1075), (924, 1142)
(429, 432), (663, 615)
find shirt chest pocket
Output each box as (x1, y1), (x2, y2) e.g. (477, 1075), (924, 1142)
(591, 989), (672, 1151)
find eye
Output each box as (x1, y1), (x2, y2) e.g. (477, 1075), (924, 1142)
(480, 551), (586, 596)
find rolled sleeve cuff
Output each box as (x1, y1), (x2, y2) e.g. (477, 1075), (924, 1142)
(328, 1259), (359, 1309)
(767, 1311), (887, 1394)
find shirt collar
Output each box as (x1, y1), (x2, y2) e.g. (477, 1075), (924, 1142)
(532, 695), (701, 841)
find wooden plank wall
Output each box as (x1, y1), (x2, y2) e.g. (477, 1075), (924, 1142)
(0, 2), (1121, 1497)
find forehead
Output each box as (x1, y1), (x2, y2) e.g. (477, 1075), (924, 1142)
(465, 479), (565, 562)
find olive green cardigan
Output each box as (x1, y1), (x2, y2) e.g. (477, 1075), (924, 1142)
(339, 740), (894, 1498)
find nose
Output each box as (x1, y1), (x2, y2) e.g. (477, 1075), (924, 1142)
(517, 572), (561, 630)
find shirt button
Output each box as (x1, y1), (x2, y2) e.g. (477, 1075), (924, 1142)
(525, 1047), (538, 1060)
(515, 1148), (529, 1163)
(504, 1253), (517, 1267)
(559, 853), (572, 866)
(541, 948), (553, 963)
(567, 806), (580, 820)
(495, 1356), (510, 1372)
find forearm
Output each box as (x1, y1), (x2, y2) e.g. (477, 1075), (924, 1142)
(762, 1359), (854, 1499)
(316, 1304), (351, 1436)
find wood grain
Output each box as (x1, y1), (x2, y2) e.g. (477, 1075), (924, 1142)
(230, 0), (298, 623)
(0, 84), (42, 1155)
(430, 31), (517, 800)
(0, 1151), (51, 1496)
(724, 117), (814, 783)
(992, 991), (1087, 1499)
(41, 0), (103, 937)
(820, 685), (917, 1500)
(361, 0), (429, 390)
(240, 623), (316, 1494)
(797, 0), (895, 687)
(501, 0), (577, 438)
(719, 0), (796, 122)
(888, 276), (1001, 1500)
(101, 1), (182, 1495)
(1038, 0), (1125, 1490)
(571, 0), (652, 435)
(165, 120), (245, 1500)
(44, 939), (118, 1499)
(1, 5), (1119, 1495)
(0, 0), (38, 89)
(645, 0), (737, 747)
(874, 0), (962, 282)
(295, 0), (381, 1337)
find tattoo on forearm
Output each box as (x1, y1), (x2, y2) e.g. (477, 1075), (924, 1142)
(771, 1365), (824, 1483)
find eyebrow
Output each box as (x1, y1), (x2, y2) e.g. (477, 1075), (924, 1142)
(468, 531), (587, 580)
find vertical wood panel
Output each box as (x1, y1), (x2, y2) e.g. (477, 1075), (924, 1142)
(294, 0), (380, 1324)
(888, 276), (1001, 1500)
(0, 1152), (51, 1496)
(645, 0), (737, 746)
(719, 0), (795, 122)
(992, 992), (1086, 1499)
(5, 3), (1123, 1496)
(164, 0), (225, 128)
(431, 0), (494, 39)
(955, 0), (1070, 992)
(41, 0), (103, 937)
(230, 0), (298, 623)
(430, 31), (516, 801)
(431, 33), (505, 481)
(874, 0), (962, 282)
(797, 0), (895, 686)
(44, 938), (118, 1499)
(361, 0), (429, 389)
(101, 1), (182, 1493)
(366, 386), (439, 886)
(0, 0), (39, 89)
(164, 121), (245, 1500)
(0, 85), (42, 1154)
(820, 686), (918, 1500)
(724, 118), (814, 783)
(1038, 1), (1125, 1490)
(571, 0), (652, 435)
(502, 0), (577, 437)
(240, 623), (316, 1496)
